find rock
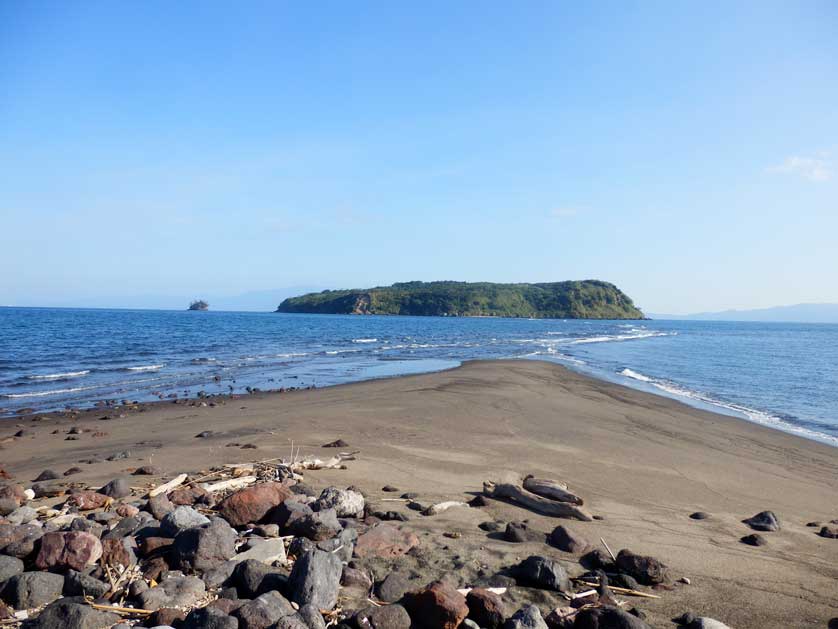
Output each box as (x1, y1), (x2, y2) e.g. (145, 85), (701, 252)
(101, 537), (137, 568)
(467, 587), (505, 628)
(298, 604), (327, 629)
(169, 485), (211, 506)
(505, 521), (542, 543)
(514, 555), (571, 592)
(218, 482), (293, 527)
(689, 512), (709, 520)
(548, 525), (590, 553)
(615, 549), (670, 585)
(376, 572), (412, 603)
(115, 503), (140, 518)
(161, 506), (210, 536)
(195, 431), (214, 438)
(63, 570), (110, 598)
(0, 498), (18, 516)
(253, 524), (279, 538)
(354, 523), (420, 559)
(35, 531), (103, 572)
(828, 619), (838, 629)
(63, 467), (83, 476)
(819, 525), (838, 539)
(138, 575), (206, 610)
(99, 477), (131, 499)
(314, 487), (365, 518)
(287, 508), (341, 542)
(0, 484), (26, 506)
(382, 485), (400, 492)
(232, 537), (287, 565)
(573, 605), (651, 628)
(355, 604), (412, 628)
(743, 510), (780, 532)
(66, 491), (111, 510)
(133, 465), (162, 476)
(403, 580), (469, 629)
(479, 521), (504, 532)
(274, 614), (310, 629)
(682, 618), (732, 629)
(502, 604), (548, 629)
(106, 450), (130, 461)
(2, 571), (64, 608)
(341, 566), (373, 590)
(6, 506), (38, 526)
(0, 523), (43, 558)
(741, 533), (767, 546)
(181, 606), (239, 629)
(233, 591), (296, 629)
(316, 527), (357, 563)
(24, 598), (120, 629)
(232, 559), (287, 599)
(322, 439), (348, 448)
(69, 519), (105, 538)
(31, 482), (64, 499)
(148, 493), (176, 520)
(171, 518), (237, 573)
(288, 549), (342, 610)
(0, 555), (24, 583)
(34, 470), (61, 482)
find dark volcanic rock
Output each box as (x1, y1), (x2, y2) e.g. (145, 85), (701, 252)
(743, 510), (780, 532)
(2, 571), (64, 608)
(147, 492), (176, 520)
(689, 512), (710, 520)
(741, 533), (768, 546)
(548, 525), (591, 553)
(232, 558), (288, 599)
(171, 518), (237, 573)
(615, 549), (670, 585)
(819, 525), (838, 539)
(233, 590), (296, 629)
(181, 606), (239, 629)
(33, 470), (60, 482)
(514, 555), (571, 592)
(138, 575), (206, 610)
(288, 549), (342, 610)
(505, 521), (542, 543)
(161, 505), (210, 536)
(573, 605), (651, 628)
(63, 570), (110, 599)
(402, 580), (469, 629)
(503, 604), (548, 628)
(133, 465), (162, 476)
(0, 523), (43, 558)
(375, 572), (412, 603)
(24, 598), (120, 629)
(322, 439), (348, 448)
(355, 604), (411, 628)
(467, 587), (506, 628)
(0, 555), (24, 583)
(99, 477), (131, 499)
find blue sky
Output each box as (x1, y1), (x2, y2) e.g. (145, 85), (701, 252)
(1, 1), (836, 313)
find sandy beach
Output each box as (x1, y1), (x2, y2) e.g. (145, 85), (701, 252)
(3, 360), (837, 628)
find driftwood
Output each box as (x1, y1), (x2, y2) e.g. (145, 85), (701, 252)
(148, 473), (187, 497)
(523, 475), (583, 505)
(483, 481), (593, 521)
(201, 476), (257, 494)
(422, 501), (469, 516)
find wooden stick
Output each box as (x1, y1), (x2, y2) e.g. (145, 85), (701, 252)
(148, 473), (187, 497)
(572, 579), (660, 599)
(483, 481), (593, 521)
(600, 537), (617, 562)
(422, 501), (469, 516)
(201, 476), (257, 493)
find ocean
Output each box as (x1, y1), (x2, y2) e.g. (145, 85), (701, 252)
(0, 307), (836, 446)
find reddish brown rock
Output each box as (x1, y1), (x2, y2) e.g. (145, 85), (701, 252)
(403, 581), (469, 629)
(0, 484), (26, 506)
(147, 608), (187, 627)
(35, 531), (103, 571)
(0, 467), (13, 481)
(142, 556), (170, 581)
(217, 482), (293, 527)
(466, 587), (506, 628)
(140, 536), (175, 557)
(101, 537), (137, 568)
(168, 485), (210, 506)
(66, 491), (111, 510)
(115, 504), (140, 518)
(354, 524), (420, 559)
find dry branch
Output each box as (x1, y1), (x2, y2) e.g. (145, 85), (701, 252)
(483, 481), (593, 521)
(523, 475), (584, 505)
(148, 473), (187, 497)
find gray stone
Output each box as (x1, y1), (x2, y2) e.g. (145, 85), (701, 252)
(63, 570), (110, 599)
(355, 605), (411, 629)
(233, 591), (295, 629)
(375, 572), (411, 603)
(273, 614), (310, 629)
(24, 598), (120, 629)
(288, 549), (342, 610)
(573, 605), (651, 629)
(172, 518), (238, 573)
(743, 510), (780, 532)
(548, 525), (590, 553)
(314, 486), (365, 518)
(137, 575), (206, 610)
(0, 555), (24, 583)
(514, 555), (571, 592)
(232, 537), (287, 565)
(148, 493), (175, 520)
(181, 606), (238, 629)
(6, 507), (38, 526)
(316, 526), (357, 562)
(298, 604), (327, 629)
(2, 571), (64, 609)
(503, 604), (548, 629)
(100, 477), (131, 499)
(161, 506), (210, 536)
(232, 559), (288, 598)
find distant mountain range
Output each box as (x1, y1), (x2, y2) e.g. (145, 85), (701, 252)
(649, 303), (838, 323)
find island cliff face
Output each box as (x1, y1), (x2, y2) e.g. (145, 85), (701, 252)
(275, 280), (644, 319)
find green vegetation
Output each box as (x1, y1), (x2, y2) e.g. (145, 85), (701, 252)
(276, 280), (644, 319)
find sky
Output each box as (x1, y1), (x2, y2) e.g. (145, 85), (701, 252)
(1, 1), (836, 314)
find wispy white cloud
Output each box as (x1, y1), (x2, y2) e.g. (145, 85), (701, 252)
(549, 207), (579, 218)
(768, 154), (832, 182)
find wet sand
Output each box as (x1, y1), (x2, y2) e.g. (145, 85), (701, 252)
(3, 360), (837, 627)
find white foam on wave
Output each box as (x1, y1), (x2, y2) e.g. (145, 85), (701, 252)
(27, 370), (90, 380)
(352, 338), (378, 343)
(3, 385), (99, 398)
(569, 331), (673, 344)
(618, 368), (838, 447)
(125, 364), (164, 372)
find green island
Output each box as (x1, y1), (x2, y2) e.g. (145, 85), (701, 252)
(275, 280), (644, 319)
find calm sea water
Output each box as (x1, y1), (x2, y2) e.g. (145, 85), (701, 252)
(1, 308), (836, 446)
